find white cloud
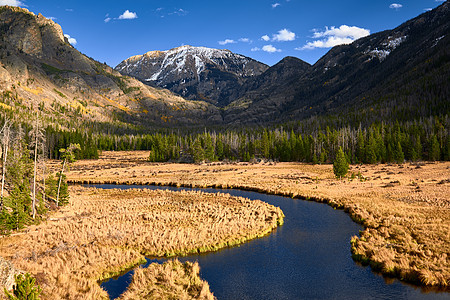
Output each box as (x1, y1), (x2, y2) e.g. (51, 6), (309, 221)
(251, 47), (260, 52)
(424, 8), (432, 11)
(118, 10), (138, 20)
(312, 25), (369, 39)
(104, 17), (111, 23)
(261, 35), (270, 41)
(169, 8), (188, 16)
(64, 34), (77, 46)
(389, 3), (403, 9)
(0, 0), (24, 6)
(65, 8), (73, 12)
(218, 39), (236, 45)
(239, 38), (251, 43)
(299, 37), (355, 50)
(262, 45), (281, 53)
(299, 25), (370, 50)
(273, 28), (296, 42)
(46, 16), (56, 21)
(272, 3), (281, 8)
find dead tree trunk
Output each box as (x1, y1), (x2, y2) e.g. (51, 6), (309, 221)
(32, 116), (39, 219)
(56, 158), (66, 207)
(0, 123), (10, 212)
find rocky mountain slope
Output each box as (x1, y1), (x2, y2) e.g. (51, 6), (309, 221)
(225, 56), (311, 123)
(0, 6), (221, 129)
(115, 45), (268, 106)
(225, 1), (449, 124)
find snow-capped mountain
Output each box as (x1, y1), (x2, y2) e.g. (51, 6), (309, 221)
(115, 45), (268, 106)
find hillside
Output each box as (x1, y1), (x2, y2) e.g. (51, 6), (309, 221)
(0, 6), (221, 130)
(225, 1), (449, 125)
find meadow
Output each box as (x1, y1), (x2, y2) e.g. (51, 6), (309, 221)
(66, 151), (450, 288)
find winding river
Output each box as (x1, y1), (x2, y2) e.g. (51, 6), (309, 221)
(89, 184), (448, 299)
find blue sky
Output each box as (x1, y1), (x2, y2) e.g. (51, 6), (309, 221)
(2, 0), (446, 67)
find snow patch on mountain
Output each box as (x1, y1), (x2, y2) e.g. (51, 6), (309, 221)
(115, 45), (268, 106)
(365, 35), (407, 62)
(432, 35), (445, 47)
(117, 45), (255, 82)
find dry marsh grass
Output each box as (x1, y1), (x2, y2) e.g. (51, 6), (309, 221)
(66, 151), (450, 288)
(119, 260), (215, 300)
(0, 187), (283, 299)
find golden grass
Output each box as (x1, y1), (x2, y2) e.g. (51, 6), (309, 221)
(65, 151), (450, 287)
(119, 260), (215, 300)
(0, 187), (283, 299)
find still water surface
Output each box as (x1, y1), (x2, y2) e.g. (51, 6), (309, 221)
(89, 184), (448, 299)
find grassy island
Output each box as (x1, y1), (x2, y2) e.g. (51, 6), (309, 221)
(0, 185), (283, 299)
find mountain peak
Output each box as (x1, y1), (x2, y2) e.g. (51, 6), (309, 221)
(116, 46), (268, 106)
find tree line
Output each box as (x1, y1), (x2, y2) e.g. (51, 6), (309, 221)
(47, 116), (449, 164)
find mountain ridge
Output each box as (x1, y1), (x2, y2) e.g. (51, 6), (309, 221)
(115, 45), (269, 106)
(226, 1), (449, 125)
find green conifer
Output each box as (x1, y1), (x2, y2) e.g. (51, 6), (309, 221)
(394, 141), (405, 163)
(5, 273), (42, 300)
(429, 134), (440, 161)
(333, 147), (349, 178)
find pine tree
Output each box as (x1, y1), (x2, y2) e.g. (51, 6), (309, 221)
(444, 136), (450, 161)
(204, 133), (215, 162)
(215, 137), (224, 160)
(57, 144), (80, 206)
(333, 147), (349, 179)
(365, 131), (377, 164)
(6, 140), (33, 230)
(55, 173), (69, 205)
(192, 139), (204, 163)
(411, 134), (422, 161)
(394, 141), (405, 164)
(356, 130), (365, 163)
(319, 149), (327, 164)
(261, 129), (269, 158)
(429, 134), (440, 161)
(45, 174), (58, 201)
(5, 273), (42, 300)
